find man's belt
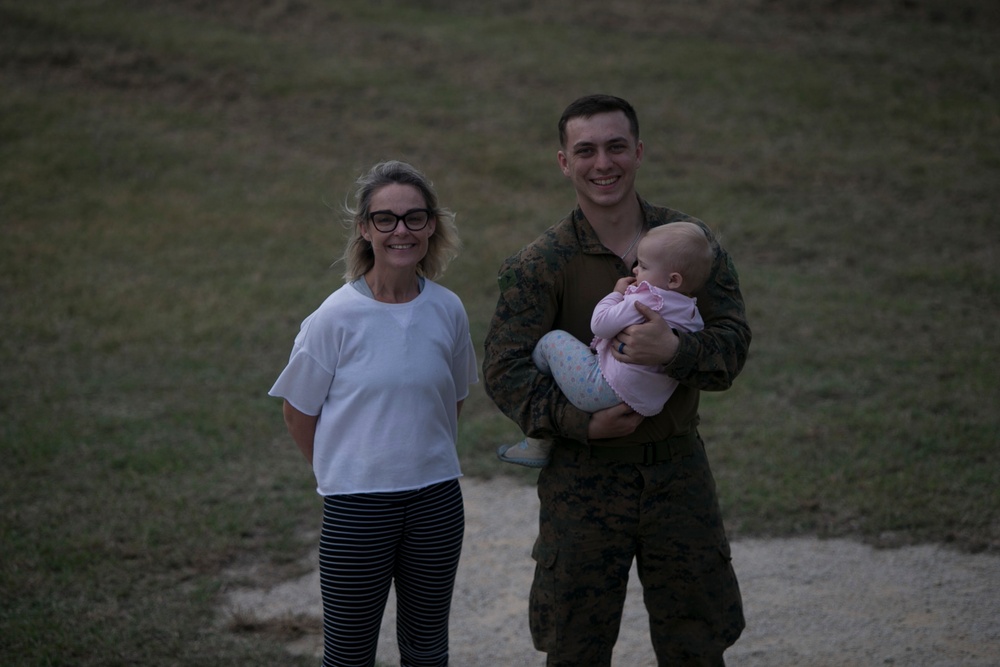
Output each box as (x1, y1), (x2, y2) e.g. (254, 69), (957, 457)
(565, 431), (700, 464)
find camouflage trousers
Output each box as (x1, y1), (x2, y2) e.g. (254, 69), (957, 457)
(529, 434), (744, 666)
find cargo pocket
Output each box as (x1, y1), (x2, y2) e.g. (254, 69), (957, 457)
(528, 538), (559, 652)
(712, 538), (745, 646)
(718, 538), (732, 562)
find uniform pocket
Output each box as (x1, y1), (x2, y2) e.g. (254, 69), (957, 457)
(528, 537), (559, 652)
(531, 538), (558, 568)
(718, 538), (732, 562)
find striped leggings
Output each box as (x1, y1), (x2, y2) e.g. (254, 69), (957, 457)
(319, 478), (464, 667)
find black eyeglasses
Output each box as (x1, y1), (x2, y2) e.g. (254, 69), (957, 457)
(369, 208), (433, 233)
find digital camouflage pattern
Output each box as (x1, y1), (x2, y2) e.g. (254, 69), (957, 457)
(482, 197), (750, 665)
(483, 197), (751, 447)
(530, 440), (744, 666)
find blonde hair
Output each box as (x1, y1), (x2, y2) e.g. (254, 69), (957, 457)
(340, 161), (461, 282)
(643, 222), (716, 292)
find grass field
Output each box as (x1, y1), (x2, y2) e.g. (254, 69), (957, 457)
(2, 0), (998, 664)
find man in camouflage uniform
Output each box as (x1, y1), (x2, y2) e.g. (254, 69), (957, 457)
(482, 94), (750, 666)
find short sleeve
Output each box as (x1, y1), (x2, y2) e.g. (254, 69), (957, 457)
(454, 332), (479, 401)
(268, 347), (334, 416)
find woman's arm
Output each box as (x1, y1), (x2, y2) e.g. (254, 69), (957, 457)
(282, 399), (318, 465)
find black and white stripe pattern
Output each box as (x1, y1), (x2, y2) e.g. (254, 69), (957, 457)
(318, 479), (464, 667)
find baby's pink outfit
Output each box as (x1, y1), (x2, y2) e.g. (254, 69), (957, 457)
(590, 281), (705, 417)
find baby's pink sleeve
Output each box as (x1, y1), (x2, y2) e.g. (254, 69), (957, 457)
(591, 292), (648, 339)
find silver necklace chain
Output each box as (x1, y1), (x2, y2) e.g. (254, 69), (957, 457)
(619, 225), (643, 260)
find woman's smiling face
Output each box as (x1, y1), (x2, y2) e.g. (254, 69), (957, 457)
(363, 183), (436, 272)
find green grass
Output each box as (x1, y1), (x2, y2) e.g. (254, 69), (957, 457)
(2, 0), (998, 663)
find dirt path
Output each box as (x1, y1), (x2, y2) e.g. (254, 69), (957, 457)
(222, 477), (1000, 666)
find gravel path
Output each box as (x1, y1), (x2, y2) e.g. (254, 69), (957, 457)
(223, 477), (1000, 666)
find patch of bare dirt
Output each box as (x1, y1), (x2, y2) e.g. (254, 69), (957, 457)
(221, 476), (1000, 666)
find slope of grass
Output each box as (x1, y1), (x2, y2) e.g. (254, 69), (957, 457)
(1, 0), (997, 663)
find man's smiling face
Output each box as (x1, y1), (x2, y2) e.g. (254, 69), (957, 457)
(557, 110), (643, 212)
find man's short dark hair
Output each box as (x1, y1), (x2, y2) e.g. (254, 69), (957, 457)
(558, 94), (640, 147)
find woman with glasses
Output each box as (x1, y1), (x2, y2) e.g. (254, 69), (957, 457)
(269, 160), (478, 667)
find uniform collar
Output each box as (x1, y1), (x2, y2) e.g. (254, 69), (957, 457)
(571, 194), (652, 256)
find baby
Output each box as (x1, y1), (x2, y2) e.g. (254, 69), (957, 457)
(496, 221), (715, 467)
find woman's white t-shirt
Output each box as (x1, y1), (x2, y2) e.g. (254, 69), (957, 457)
(269, 279), (478, 496)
